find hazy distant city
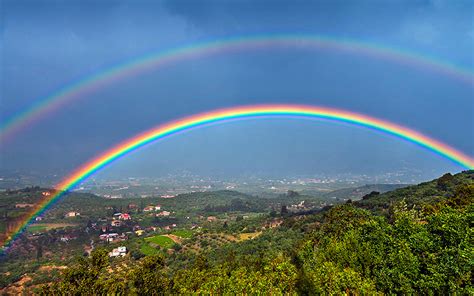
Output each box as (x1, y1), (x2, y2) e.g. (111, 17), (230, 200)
(0, 168), (429, 197)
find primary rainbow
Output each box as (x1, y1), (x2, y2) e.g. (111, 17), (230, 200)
(1, 34), (473, 143)
(2, 104), (473, 250)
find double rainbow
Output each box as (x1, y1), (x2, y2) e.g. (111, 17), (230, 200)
(2, 104), (473, 249)
(1, 34), (473, 143)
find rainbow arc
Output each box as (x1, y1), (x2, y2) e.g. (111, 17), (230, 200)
(1, 34), (473, 143)
(2, 104), (473, 250)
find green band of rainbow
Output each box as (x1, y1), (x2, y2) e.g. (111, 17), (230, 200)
(2, 104), (473, 250)
(1, 34), (473, 143)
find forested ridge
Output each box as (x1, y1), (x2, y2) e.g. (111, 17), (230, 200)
(40, 171), (473, 295)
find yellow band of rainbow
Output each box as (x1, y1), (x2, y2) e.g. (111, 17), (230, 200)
(2, 104), (473, 250)
(2, 34), (473, 144)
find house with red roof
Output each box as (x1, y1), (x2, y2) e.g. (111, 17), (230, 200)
(119, 213), (131, 220)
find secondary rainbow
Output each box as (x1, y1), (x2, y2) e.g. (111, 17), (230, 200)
(1, 34), (473, 143)
(2, 104), (473, 250)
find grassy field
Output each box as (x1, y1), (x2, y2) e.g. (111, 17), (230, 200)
(140, 243), (161, 256)
(27, 223), (75, 233)
(145, 235), (175, 249)
(171, 229), (193, 238)
(27, 225), (49, 232)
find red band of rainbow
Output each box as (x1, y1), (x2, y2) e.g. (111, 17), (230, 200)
(2, 104), (473, 250)
(1, 34), (473, 144)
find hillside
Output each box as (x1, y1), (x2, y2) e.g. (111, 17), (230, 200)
(356, 170), (474, 210)
(1, 186), (338, 291)
(323, 183), (409, 201)
(26, 171), (473, 295)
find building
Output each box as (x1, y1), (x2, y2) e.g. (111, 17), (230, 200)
(156, 211), (170, 217)
(264, 219), (283, 229)
(15, 203), (34, 208)
(119, 213), (131, 220)
(160, 194), (175, 199)
(60, 235), (77, 242)
(289, 201), (307, 211)
(111, 220), (122, 227)
(146, 226), (158, 232)
(109, 246), (127, 257)
(99, 233), (119, 242)
(207, 216), (217, 222)
(143, 206), (155, 212)
(143, 205), (163, 212)
(65, 211), (80, 218)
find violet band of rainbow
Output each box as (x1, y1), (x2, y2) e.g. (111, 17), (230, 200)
(1, 34), (473, 144)
(2, 104), (473, 250)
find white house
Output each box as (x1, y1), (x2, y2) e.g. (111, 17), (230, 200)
(99, 233), (119, 242)
(109, 246), (127, 257)
(160, 194), (175, 199)
(65, 211), (80, 218)
(60, 235), (76, 242)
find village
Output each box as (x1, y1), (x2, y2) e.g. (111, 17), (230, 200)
(0, 180), (417, 294)
(2, 185), (329, 272)
(49, 196), (311, 258)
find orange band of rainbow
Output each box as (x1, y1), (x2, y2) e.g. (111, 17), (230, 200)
(3, 104), (473, 250)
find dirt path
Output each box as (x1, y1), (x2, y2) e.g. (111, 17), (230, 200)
(163, 234), (182, 244)
(238, 232), (262, 241)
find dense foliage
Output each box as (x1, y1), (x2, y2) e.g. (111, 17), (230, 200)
(39, 171), (473, 295)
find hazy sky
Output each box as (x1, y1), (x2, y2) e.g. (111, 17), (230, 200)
(1, 0), (473, 180)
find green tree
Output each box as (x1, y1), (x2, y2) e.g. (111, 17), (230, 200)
(127, 255), (170, 295)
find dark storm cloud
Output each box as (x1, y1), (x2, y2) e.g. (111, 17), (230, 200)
(164, 0), (474, 62)
(0, 0), (472, 179)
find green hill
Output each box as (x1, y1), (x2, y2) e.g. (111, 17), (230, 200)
(38, 171), (473, 295)
(356, 170), (473, 210)
(323, 183), (409, 200)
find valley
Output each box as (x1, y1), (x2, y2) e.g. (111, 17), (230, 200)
(0, 171), (472, 294)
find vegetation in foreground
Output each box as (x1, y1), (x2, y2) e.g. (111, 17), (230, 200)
(37, 171), (473, 295)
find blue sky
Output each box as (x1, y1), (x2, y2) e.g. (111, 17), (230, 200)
(1, 0), (473, 180)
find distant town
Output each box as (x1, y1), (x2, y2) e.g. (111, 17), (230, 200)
(0, 169), (426, 196)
